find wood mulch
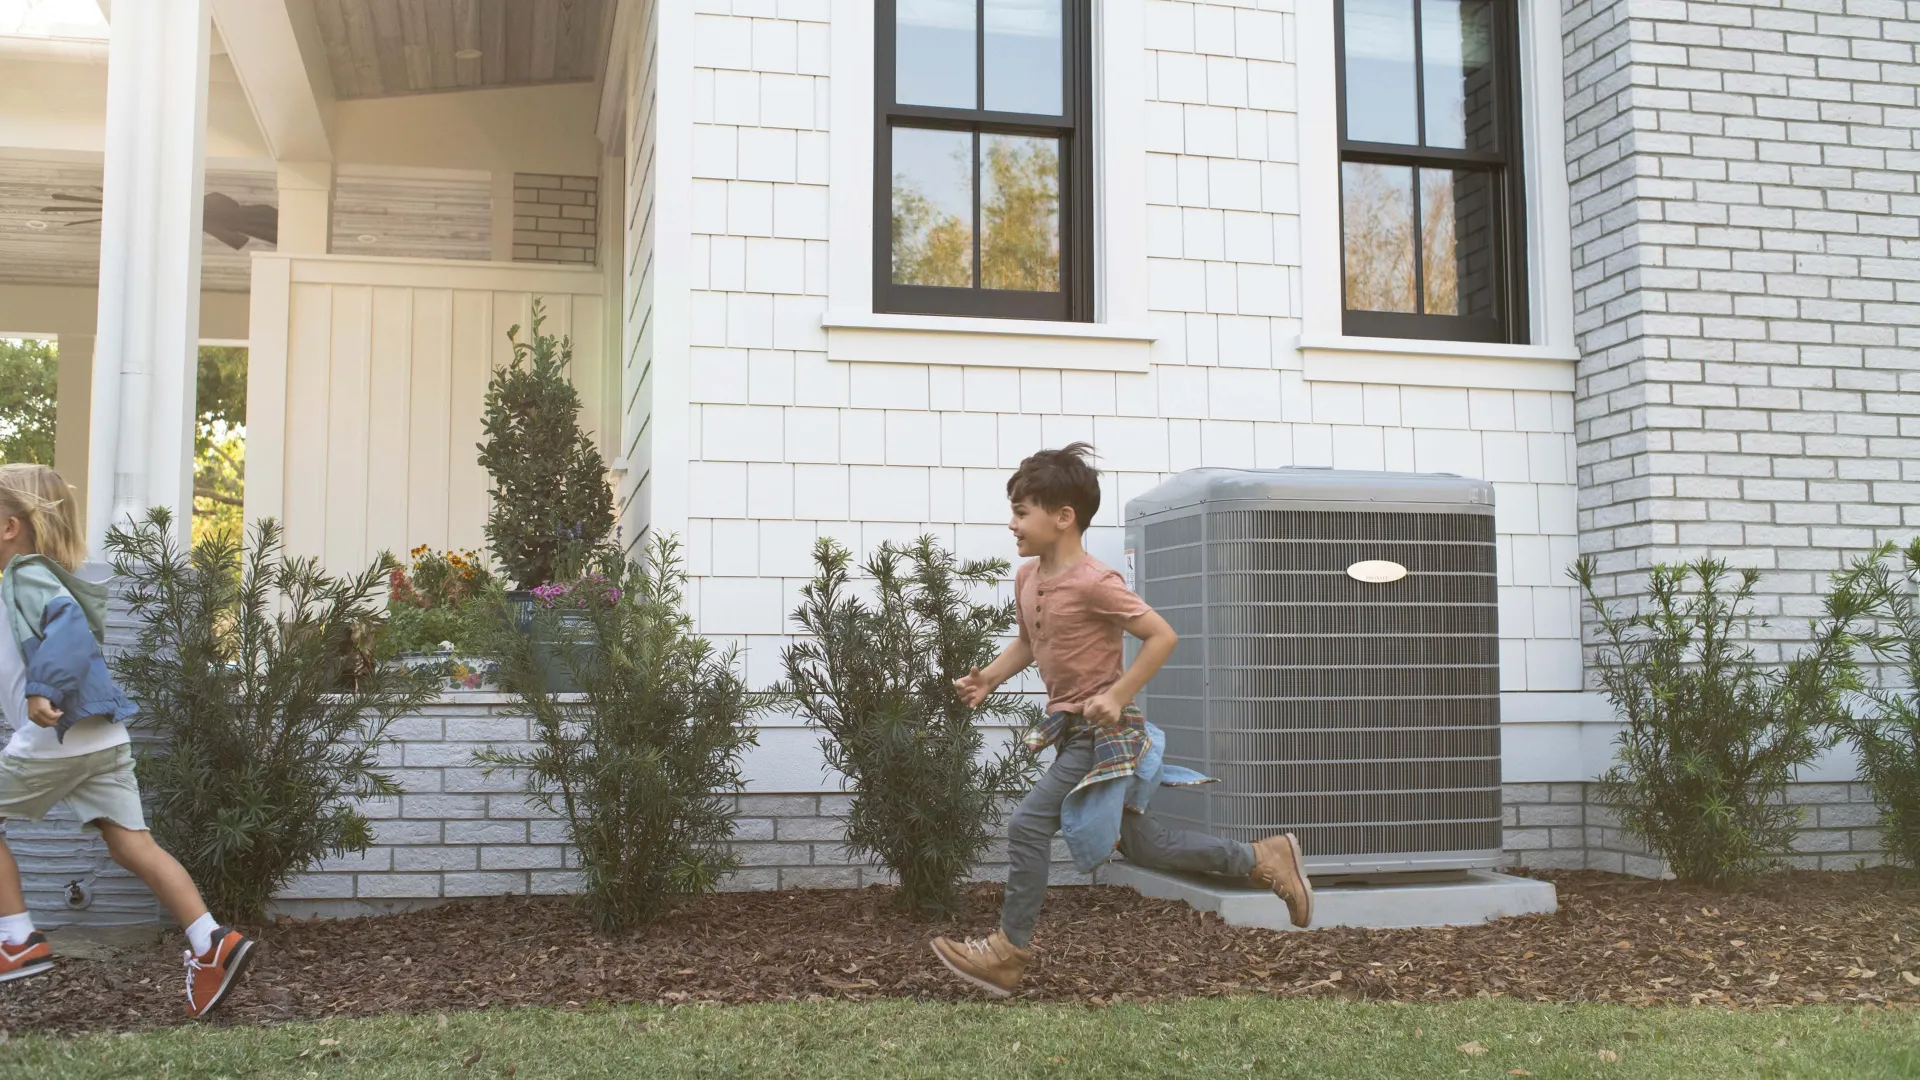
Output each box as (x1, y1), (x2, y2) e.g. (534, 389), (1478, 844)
(4, 869), (1917, 1037)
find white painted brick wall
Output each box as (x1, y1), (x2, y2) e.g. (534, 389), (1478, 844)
(260, 695), (1084, 918)
(673, 0), (1584, 697)
(1565, 0), (1920, 648)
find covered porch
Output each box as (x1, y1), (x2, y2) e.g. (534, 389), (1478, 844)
(0, 0), (633, 566)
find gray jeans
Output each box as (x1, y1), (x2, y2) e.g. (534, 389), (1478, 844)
(1000, 732), (1253, 948)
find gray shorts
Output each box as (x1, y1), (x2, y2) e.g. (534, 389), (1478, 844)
(0, 744), (148, 834)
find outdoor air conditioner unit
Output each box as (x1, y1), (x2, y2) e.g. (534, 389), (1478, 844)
(1125, 467), (1503, 875)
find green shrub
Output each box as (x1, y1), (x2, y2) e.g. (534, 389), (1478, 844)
(1573, 557), (1867, 885)
(476, 301), (614, 589)
(375, 545), (495, 659)
(107, 509), (436, 923)
(476, 536), (757, 932)
(774, 536), (1040, 917)
(1827, 541), (1920, 871)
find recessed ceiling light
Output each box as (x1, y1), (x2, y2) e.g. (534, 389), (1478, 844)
(454, 48), (482, 60)
(356, 234), (379, 244)
(25, 220), (47, 230)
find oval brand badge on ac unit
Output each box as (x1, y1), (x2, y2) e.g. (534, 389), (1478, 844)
(1346, 559), (1408, 584)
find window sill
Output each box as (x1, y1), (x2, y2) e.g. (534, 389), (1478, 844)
(822, 311), (1156, 372)
(1296, 334), (1579, 392)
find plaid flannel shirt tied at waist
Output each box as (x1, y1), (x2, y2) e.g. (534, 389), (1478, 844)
(1024, 705), (1148, 797)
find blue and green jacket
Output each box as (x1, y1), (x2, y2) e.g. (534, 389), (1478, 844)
(2, 554), (137, 741)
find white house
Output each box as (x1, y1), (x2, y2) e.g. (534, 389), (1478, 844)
(0, 0), (1908, 919)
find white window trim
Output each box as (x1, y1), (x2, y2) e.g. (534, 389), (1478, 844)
(1294, 0), (1577, 387)
(823, 0), (1153, 370)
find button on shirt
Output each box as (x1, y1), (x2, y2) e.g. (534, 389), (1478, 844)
(1016, 555), (1152, 716)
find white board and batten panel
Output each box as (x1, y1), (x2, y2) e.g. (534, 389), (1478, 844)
(245, 253), (611, 572)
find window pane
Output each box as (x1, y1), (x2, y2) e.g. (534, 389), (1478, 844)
(980, 133), (1060, 291)
(892, 127), (975, 288)
(1421, 0), (1497, 151)
(1420, 167), (1498, 318)
(985, 0), (1062, 115)
(1342, 0), (1419, 145)
(897, 0), (977, 109)
(1342, 162), (1417, 313)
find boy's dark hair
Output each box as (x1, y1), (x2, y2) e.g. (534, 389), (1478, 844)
(1007, 442), (1101, 533)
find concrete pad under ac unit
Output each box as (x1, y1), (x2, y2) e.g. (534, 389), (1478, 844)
(1101, 863), (1558, 931)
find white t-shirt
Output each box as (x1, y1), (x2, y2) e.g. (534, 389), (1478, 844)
(0, 623), (129, 760)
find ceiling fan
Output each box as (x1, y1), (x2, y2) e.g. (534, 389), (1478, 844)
(39, 188), (279, 250)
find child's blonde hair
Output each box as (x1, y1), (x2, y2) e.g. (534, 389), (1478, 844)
(0, 463), (85, 572)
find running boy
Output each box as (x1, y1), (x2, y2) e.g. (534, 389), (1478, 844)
(0, 464), (255, 1017)
(930, 443), (1313, 996)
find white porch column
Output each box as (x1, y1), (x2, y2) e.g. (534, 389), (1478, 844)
(86, 0), (213, 555)
(53, 334), (95, 535)
(275, 161), (333, 254)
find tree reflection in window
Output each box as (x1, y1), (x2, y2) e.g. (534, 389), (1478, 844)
(1337, 0), (1522, 343)
(879, 1), (1086, 320)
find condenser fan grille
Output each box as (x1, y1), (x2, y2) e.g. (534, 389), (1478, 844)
(1129, 472), (1504, 874)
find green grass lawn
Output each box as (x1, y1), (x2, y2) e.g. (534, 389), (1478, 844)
(5, 997), (1916, 1079)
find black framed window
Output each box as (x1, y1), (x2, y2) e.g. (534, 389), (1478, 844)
(877, 0), (1093, 321)
(1336, 0), (1527, 343)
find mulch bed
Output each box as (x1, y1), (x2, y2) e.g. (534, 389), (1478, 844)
(5, 869), (1918, 1037)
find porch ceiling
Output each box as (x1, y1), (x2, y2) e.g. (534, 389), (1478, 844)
(0, 158), (496, 291)
(306, 0), (610, 101)
(0, 158), (274, 290)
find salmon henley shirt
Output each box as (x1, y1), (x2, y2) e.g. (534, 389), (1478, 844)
(1015, 555), (1152, 717)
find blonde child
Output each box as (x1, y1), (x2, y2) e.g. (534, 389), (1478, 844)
(0, 463), (254, 1017)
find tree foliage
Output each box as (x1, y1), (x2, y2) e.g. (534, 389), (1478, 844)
(890, 138), (1060, 291)
(191, 345), (249, 545)
(0, 337), (58, 466)
(107, 508), (435, 923)
(476, 302), (613, 590)
(775, 536), (1040, 917)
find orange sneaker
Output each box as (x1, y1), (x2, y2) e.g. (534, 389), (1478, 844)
(1250, 832), (1315, 928)
(929, 930), (1030, 998)
(183, 927), (255, 1018)
(0, 932), (52, 984)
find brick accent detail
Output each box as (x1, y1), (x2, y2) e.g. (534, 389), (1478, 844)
(512, 173), (598, 265)
(260, 696), (1082, 919)
(1502, 781), (1891, 877)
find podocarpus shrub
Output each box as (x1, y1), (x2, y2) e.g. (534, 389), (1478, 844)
(476, 536), (757, 932)
(1827, 541), (1920, 871)
(775, 536), (1041, 917)
(107, 509), (436, 923)
(1573, 556), (1867, 885)
(476, 300), (614, 589)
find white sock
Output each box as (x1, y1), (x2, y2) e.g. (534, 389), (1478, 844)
(185, 912), (218, 956)
(0, 911), (34, 946)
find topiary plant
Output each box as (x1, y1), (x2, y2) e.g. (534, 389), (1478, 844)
(476, 300), (613, 589)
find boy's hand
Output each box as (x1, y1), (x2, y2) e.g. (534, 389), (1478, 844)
(1083, 692), (1126, 729)
(26, 695), (62, 728)
(953, 667), (996, 708)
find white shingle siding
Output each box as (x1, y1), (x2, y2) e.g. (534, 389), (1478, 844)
(666, 0), (1584, 701)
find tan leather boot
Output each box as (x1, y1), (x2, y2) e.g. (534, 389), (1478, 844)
(1250, 832), (1315, 928)
(929, 930), (1031, 997)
